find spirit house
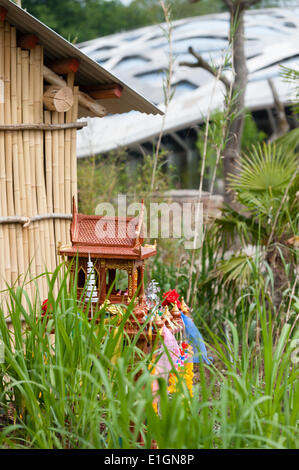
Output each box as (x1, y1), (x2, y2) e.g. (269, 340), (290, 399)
(58, 198), (157, 315)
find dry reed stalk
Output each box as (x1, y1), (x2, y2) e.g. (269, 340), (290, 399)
(71, 86), (79, 205)
(0, 20), (10, 290)
(21, 49), (37, 291)
(4, 22), (18, 285)
(44, 110), (56, 271)
(10, 26), (25, 282)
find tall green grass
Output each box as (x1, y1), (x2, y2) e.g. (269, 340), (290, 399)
(0, 265), (298, 449)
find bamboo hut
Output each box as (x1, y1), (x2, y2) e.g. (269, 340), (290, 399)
(0, 0), (162, 308)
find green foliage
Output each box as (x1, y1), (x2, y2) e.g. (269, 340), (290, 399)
(77, 150), (174, 214)
(227, 142), (299, 240)
(241, 112), (267, 151)
(196, 111), (266, 187)
(0, 265), (298, 448)
(20, 0), (226, 42)
(20, 0), (297, 44)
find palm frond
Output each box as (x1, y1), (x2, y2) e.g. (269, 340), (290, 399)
(217, 254), (254, 285)
(215, 204), (259, 247)
(228, 142), (298, 194)
(206, 253), (260, 288)
(275, 128), (299, 152)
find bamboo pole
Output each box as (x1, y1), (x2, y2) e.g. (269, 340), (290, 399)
(58, 109), (67, 243)
(4, 22), (18, 285)
(17, 46), (29, 274)
(71, 86), (79, 206)
(34, 45), (49, 295)
(29, 47), (44, 294)
(44, 110), (56, 271)
(21, 49), (37, 292)
(11, 26), (25, 282)
(65, 72), (74, 244)
(0, 20), (5, 293)
(51, 111), (62, 246)
(0, 20), (10, 291)
(39, 45), (52, 283)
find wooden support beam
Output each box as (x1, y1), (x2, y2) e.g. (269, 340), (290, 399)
(0, 122), (87, 130)
(43, 85), (73, 112)
(77, 90), (106, 117)
(43, 65), (66, 87)
(82, 83), (123, 100)
(17, 34), (38, 50)
(0, 7), (7, 21)
(43, 65), (107, 117)
(48, 57), (80, 75)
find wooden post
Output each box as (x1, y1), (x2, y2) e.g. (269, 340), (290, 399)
(139, 265), (145, 299)
(100, 261), (106, 302)
(128, 266), (133, 298)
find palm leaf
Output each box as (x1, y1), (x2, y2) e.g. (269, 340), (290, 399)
(275, 128), (299, 152)
(204, 254), (259, 288)
(215, 204), (259, 247)
(228, 142), (298, 194)
(216, 254), (254, 285)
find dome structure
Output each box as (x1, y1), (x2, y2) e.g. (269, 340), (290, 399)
(76, 7), (299, 157)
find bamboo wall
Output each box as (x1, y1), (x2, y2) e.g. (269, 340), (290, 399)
(0, 19), (79, 305)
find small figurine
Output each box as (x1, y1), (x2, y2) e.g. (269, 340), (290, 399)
(171, 302), (181, 319)
(162, 305), (176, 331)
(153, 312), (164, 329)
(180, 297), (190, 316)
(146, 279), (161, 312)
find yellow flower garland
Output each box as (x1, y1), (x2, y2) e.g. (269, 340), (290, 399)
(150, 343), (194, 415)
(167, 363), (194, 396)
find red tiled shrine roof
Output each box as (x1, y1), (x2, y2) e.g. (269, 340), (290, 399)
(58, 198), (156, 260)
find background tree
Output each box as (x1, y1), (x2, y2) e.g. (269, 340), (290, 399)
(20, 0), (228, 42)
(182, 0), (261, 204)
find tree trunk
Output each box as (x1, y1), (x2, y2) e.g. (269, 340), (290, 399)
(223, 5), (248, 205)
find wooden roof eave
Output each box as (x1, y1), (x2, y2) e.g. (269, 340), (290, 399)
(58, 246), (157, 261)
(0, 0), (163, 117)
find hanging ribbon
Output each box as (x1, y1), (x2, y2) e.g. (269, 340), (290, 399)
(181, 313), (213, 365)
